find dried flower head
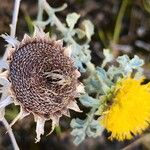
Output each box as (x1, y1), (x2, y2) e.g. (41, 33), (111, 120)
(1, 27), (84, 142)
(100, 77), (150, 141)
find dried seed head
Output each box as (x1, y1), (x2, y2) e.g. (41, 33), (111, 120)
(3, 27), (84, 142)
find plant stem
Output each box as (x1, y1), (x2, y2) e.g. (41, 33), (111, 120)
(112, 0), (129, 44)
(37, 0), (43, 21)
(2, 118), (20, 150)
(0, 0), (21, 149)
(42, 0), (67, 33)
(1, 0), (21, 67)
(83, 93), (100, 134)
(10, 0), (21, 38)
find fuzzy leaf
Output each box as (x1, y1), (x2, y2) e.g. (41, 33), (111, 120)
(102, 49), (114, 67)
(71, 128), (86, 145)
(0, 59), (9, 69)
(86, 119), (104, 138)
(0, 77), (10, 86)
(79, 95), (100, 108)
(117, 55), (130, 66)
(75, 29), (85, 39)
(66, 13), (80, 29)
(1, 34), (19, 47)
(117, 55), (144, 75)
(96, 67), (113, 87)
(81, 20), (94, 41)
(129, 55), (144, 69)
(70, 118), (86, 128)
(71, 43), (91, 72)
(71, 117), (104, 145)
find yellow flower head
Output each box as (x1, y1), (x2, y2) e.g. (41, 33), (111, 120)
(100, 77), (150, 141)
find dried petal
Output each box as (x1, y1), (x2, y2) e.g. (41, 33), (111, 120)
(35, 116), (46, 143)
(67, 101), (82, 112)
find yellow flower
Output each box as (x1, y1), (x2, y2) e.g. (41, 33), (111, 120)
(100, 77), (150, 141)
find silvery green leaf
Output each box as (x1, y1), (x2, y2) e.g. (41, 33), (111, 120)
(73, 134), (86, 145)
(96, 104), (105, 115)
(102, 49), (114, 68)
(34, 19), (51, 28)
(129, 55), (144, 69)
(71, 111), (103, 145)
(81, 20), (94, 41)
(71, 129), (86, 145)
(0, 96), (12, 109)
(83, 44), (90, 49)
(103, 49), (113, 60)
(71, 43), (81, 55)
(86, 120), (104, 138)
(66, 13), (80, 29)
(70, 118), (86, 128)
(71, 128), (81, 136)
(76, 118), (87, 125)
(74, 59), (83, 71)
(0, 59), (9, 69)
(53, 3), (67, 12)
(86, 127), (96, 137)
(71, 117), (103, 145)
(96, 67), (113, 86)
(85, 77), (103, 94)
(71, 43), (91, 72)
(75, 60), (86, 72)
(70, 44), (85, 71)
(84, 80), (97, 94)
(117, 55), (144, 75)
(134, 67), (144, 78)
(95, 72), (110, 94)
(0, 77), (10, 86)
(124, 64), (133, 73)
(0, 83), (10, 101)
(107, 65), (124, 82)
(71, 118), (87, 145)
(117, 55), (130, 66)
(1, 34), (19, 47)
(117, 55), (133, 74)
(75, 28), (85, 39)
(79, 95), (100, 108)
(81, 48), (91, 63)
